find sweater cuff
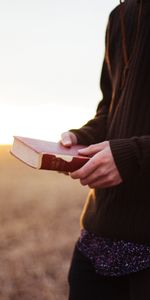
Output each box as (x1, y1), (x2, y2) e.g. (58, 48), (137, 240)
(69, 129), (88, 145)
(69, 129), (94, 146)
(109, 139), (140, 182)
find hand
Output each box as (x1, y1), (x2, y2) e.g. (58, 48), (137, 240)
(70, 141), (123, 188)
(58, 131), (77, 176)
(60, 131), (77, 147)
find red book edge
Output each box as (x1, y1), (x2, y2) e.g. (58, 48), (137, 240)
(10, 136), (90, 172)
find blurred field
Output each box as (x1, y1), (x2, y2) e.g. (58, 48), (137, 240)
(0, 145), (88, 300)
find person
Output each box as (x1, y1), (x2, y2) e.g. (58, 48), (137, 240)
(61, 0), (150, 299)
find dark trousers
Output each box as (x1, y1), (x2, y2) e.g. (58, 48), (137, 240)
(68, 245), (150, 300)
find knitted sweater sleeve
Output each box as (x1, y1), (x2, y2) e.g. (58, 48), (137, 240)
(110, 137), (150, 181)
(70, 21), (112, 146)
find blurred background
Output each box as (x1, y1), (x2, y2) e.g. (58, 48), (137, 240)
(0, 0), (118, 299)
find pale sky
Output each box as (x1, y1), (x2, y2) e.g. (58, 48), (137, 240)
(0, 0), (118, 144)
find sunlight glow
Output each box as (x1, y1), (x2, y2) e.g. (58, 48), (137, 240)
(0, 0), (118, 145)
(0, 104), (95, 145)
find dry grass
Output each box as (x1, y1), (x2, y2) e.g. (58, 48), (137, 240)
(0, 145), (88, 300)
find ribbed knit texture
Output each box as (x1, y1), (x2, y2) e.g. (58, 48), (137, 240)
(71, 0), (150, 244)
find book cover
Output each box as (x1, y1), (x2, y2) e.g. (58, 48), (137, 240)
(11, 136), (89, 172)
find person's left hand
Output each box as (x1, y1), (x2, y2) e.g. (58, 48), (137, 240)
(70, 141), (123, 188)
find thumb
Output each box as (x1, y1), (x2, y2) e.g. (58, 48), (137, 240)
(61, 132), (77, 147)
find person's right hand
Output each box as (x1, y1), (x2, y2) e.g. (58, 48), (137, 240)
(60, 131), (77, 147)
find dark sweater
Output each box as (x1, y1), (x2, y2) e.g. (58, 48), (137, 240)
(70, 0), (150, 244)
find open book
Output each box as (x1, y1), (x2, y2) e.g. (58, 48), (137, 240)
(11, 136), (89, 172)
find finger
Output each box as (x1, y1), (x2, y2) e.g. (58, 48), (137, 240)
(70, 155), (102, 179)
(60, 132), (72, 147)
(87, 174), (122, 189)
(87, 175), (112, 189)
(80, 167), (107, 186)
(78, 142), (107, 156)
